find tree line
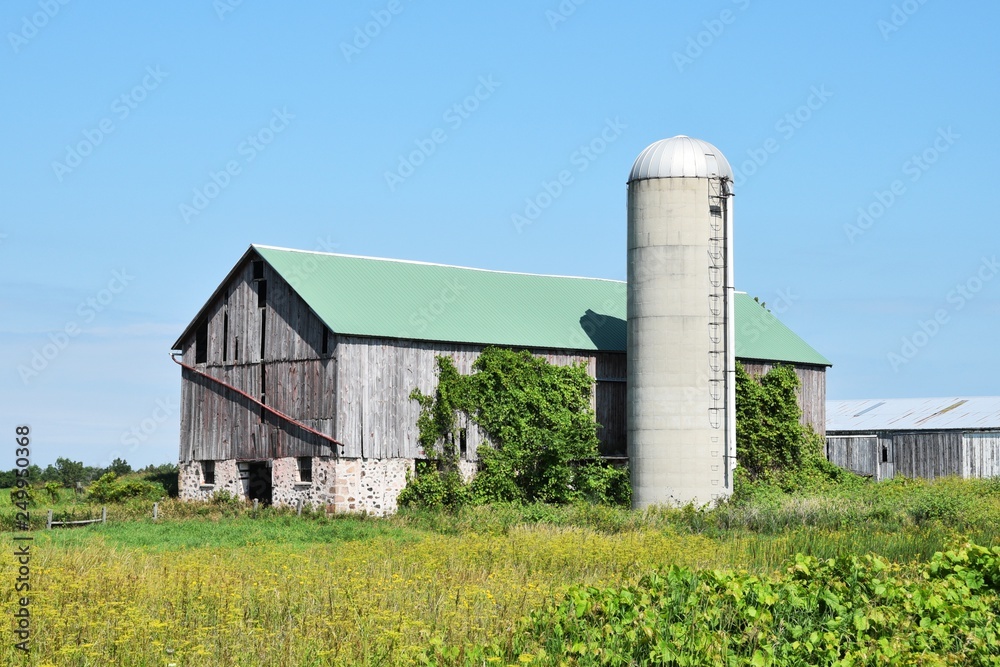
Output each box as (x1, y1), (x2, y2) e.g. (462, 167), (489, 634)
(0, 458), (177, 489)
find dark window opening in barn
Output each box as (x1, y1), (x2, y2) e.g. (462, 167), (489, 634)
(257, 280), (267, 308)
(259, 311), (267, 360)
(882, 446), (889, 463)
(252, 259), (265, 281)
(298, 457), (312, 483)
(321, 327), (330, 356)
(234, 336), (239, 361)
(195, 320), (208, 364)
(459, 428), (468, 459)
(222, 312), (229, 361)
(201, 460), (215, 485)
(259, 364), (267, 422)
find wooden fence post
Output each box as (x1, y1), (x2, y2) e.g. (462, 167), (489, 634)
(253, 499), (259, 511)
(46, 510), (53, 530)
(153, 502), (159, 521)
(101, 506), (107, 524)
(296, 498), (303, 516)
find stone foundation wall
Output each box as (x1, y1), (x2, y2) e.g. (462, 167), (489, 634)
(313, 457), (414, 515)
(179, 457), (416, 516)
(179, 459), (242, 501)
(360, 458), (413, 514)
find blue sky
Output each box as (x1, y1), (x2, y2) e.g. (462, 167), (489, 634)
(3, 1), (997, 468)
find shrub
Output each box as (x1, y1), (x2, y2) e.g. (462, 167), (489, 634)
(909, 480), (975, 525)
(736, 362), (804, 479)
(467, 446), (521, 504)
(87, 473), (164, 503)
(733, 363), (864, 501)
(210, 489), (243, 506)
(573, 462), (632, 507)
(43, 481), (61, 503)
(465, 349), (605, 504)
(403, 348), (629, 508)
(397, 461), (468, 511)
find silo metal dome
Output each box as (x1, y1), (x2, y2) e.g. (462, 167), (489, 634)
(628, 135), (733, 183)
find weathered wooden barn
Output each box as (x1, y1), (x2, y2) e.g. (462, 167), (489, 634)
(826, 397), (1000, 480)
(173, 244), (831, 513)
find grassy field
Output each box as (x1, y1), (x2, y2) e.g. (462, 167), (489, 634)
(3, 477), (1000, 665)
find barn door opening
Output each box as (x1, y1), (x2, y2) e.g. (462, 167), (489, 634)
(245, 461), (272, 505)
(879, 439), (895, 480)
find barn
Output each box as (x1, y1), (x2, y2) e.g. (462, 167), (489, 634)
(826, 397), (1000, 480)
(172, 244), (831, 513)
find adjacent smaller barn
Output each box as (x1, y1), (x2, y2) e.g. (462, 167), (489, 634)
(826, 397), (1000, 480)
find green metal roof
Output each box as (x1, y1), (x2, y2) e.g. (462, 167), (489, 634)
(733, 295), (831, 366)
(255, 245), (626, 352)
(251, 245), (830, 366)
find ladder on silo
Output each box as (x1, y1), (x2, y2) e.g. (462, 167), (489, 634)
(706, 178), (727, 431)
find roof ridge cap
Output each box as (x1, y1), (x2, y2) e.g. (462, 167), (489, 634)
(252, 244), (627, 284)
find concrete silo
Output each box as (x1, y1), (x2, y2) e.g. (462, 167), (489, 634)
(627, 136), (735, 508)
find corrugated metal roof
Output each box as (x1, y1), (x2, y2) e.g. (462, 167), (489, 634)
(237, 245), (830, 365)
(628, 136), (734, 182)
(827, 397), (1000, 432)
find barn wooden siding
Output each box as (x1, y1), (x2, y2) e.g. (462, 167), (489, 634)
(740, 361), (826, 435)
(178, 253), (627, 463)
(963, 433), (1000, 478)
(179, 258), (341, 461)
(826, 435), (882, 479)
(332, 337), (623, 459)
(825, 430), (1000, 480)
(595, 354), (627, 457)
(892, 432), (964, 479)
